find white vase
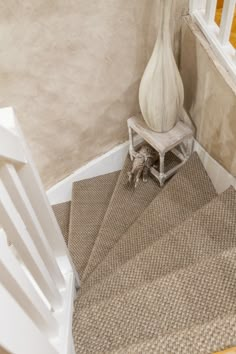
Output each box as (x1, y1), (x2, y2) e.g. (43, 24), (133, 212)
(139, 0), (184, 133)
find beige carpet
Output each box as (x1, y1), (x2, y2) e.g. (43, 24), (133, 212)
(68, 172), (119, 277)
(82, 156), (161, 281)
(111, 313), (236, 354)
(77, 187), (236, 308)
(82, 152), (181, 281)
(73, 247), (236, 353)
(82, 153), (216, 292)
(52, 201), (71, 245)
(52, 152), (236, 354)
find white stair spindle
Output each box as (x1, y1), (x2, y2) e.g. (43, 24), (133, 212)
(0, 283), (57, 354)
(0, 106), (80, 288)
(0, 125), (26, 165)
(0, 163), (65, 289)
(18, 160), (80, 287)
(219, 0), (236, 45)
(0, 230), (58, 336)
(0, 107), (77, 353)
(205, 0), (218, 25)
(0, 179), (63, 310)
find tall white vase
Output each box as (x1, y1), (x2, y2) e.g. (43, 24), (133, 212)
(139, 0), (184, 133)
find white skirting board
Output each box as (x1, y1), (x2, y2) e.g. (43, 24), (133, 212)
(193, 140), (236, 193)
(47, 136), (142, 205)
(47, 138), (236, 205)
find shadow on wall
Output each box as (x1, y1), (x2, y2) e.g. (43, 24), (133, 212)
(180, 16), (236, 176)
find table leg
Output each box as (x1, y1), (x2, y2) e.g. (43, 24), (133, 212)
(180, 142), (187, 160)
(187, 137), (194, 158)
(159, 152), (165, 187)
(128, 126), (135, 161)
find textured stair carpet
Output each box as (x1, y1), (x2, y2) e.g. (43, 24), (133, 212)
(52, 201), (71, 245)
(73, 248), (236, 353)
(81, 153), (216, 292)
(111, 314), (236, 354)
(78, 187), (236, 308)
(68, 172), (119, 277)
(82, 152), (181, 281)
(82, 156), (159, 280)
(52, 150), (236, 354)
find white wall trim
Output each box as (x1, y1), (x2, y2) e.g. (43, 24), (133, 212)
(193, 140), (236, 193)
(47, 137), (142, 205)
(47, 138), (236, 205)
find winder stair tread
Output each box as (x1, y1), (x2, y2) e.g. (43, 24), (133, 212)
(78, 187), (236, 307)
(111, 313), (236, 354)
(73, 247), (236, 353)
(82, 152), (216, 291)
(82, 154), (163, 281)
(68, 171), (119, 278)
(53, 201), (71, 245)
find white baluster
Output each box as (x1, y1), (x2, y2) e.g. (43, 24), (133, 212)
(0, 125), (26, 164)
(0, 107), (77, 352)
(219, 0), (236, 45)
(0, 179), (63, 310)
(0, 230), (58, 336)
(205, 0), (218, 25)
(0, 282), (58, 354)
(0, 163), (65, 289)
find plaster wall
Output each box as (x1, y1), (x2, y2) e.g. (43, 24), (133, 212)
(0, 0), (188, 188)
(180, 17), (236, 176)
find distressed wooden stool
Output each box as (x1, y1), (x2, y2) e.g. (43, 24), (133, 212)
(128, 114), (194, 187)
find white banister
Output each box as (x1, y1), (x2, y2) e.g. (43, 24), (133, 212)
(0, 283), (57, 354)
(0, 230), (58, 336)
(0, 106), (79, 287)
(205, 0), (218, 25)
(0, 107), (77, 352)
(0, 126), (26, 164)
(0, 179), (63, 310)
(219, 0), (236, 45)
(190, 0), (236, 82)
(0, 163), (65, 289)
(18, 162), (80, 288)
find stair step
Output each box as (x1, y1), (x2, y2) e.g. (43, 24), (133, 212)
(111, 313), (236, 354)
(82, 152), (216, 291)
(68, 172), (119, 278)
(73, 247), (236, 353)
(82, 152), (180, 281)
(52, 201), (71, 245)
(78, 187), (236, 308)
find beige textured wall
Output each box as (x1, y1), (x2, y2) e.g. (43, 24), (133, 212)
(180, 17), (236, 176)
(0, 0), (188, 188)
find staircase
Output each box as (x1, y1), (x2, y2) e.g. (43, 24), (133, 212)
(53, 151), (236, 354)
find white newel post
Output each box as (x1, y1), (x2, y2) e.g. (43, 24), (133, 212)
(0, 107), (77, 354)
(139, 0), (184, 133)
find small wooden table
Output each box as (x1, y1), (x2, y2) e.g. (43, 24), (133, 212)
(128, 115), (194, 187)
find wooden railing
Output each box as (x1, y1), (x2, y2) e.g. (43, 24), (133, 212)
(190, 0), (236, 80)
(0, 107), (79, 354)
